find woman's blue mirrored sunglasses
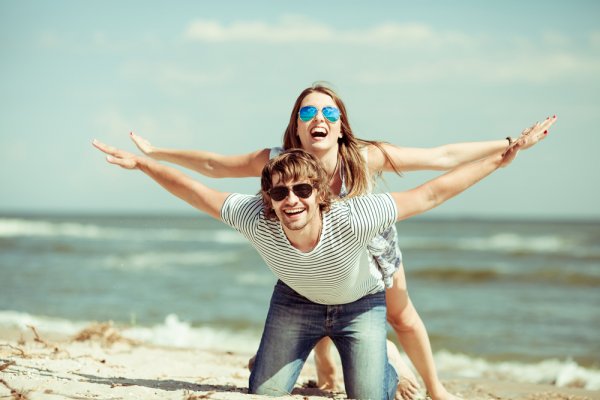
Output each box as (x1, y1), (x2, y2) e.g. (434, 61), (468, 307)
(298, 106), (341, 123)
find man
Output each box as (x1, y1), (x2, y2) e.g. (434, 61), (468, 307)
(92, 116), (552, 399)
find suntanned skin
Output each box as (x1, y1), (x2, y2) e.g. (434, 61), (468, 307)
(94, 114), (556, 398)
(116, 108), (554, 400)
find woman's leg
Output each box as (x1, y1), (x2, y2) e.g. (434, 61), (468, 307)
(387, 339), (419, 400)
(386, 263), (462, 400)
(313, 337), (338, 390)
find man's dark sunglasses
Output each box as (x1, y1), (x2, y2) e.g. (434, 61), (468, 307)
(268, 183), (314, 201)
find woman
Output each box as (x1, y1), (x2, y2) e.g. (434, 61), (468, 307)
(129, 83), (546, 400)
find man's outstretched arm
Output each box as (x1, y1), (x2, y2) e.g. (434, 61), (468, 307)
(92, 139), (230, 220)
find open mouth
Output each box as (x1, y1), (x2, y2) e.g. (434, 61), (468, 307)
(310, 127), (327, 138)
(284, 208), (305, 216)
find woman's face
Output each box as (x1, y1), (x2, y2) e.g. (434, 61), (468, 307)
(296, 91), (342, 154)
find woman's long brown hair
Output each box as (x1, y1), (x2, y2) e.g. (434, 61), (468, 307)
(282, 83), (401, 198)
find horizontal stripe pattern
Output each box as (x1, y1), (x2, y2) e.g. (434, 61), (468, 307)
(221, 193), (397, 304)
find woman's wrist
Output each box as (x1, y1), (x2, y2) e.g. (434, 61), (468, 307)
(146, 147), (164, 160)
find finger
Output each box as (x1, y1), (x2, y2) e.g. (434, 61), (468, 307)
(130, 131), (143, 143)
(409, 380), (420, 391)
(539, 115), (558, 133)
(406, 384), (419, 396)
(398, 379), (419, 398)
(531, 118), (555, 143)
(93, 139), (121, 157)
(519, 126), (533, 136)
(92, 139), (109, 152)
(539, 117), (553, 132)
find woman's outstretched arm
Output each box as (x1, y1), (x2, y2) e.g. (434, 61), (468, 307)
(367, 116), (555, 173)
(130, 132), (270, 178)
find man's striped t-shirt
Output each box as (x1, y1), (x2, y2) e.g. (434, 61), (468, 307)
(220, 192), (398, 305)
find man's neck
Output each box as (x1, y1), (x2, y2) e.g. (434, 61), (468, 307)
(282, 217), (323, 253)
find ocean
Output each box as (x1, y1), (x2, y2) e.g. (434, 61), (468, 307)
(1, 213), (599, 389)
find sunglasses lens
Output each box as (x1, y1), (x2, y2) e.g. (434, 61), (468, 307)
(269, 187), (288, 201)
(299, 106), (318, 122)
(293, 184), (314, 198)
(322, 106), (340, 123)
(269, 184), (314, 201)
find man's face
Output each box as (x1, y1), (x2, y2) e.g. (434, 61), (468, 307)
(269, 174), (320, 232)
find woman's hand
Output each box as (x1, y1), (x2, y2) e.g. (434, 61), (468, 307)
(501, 115), (556, 167)
(130, 132), (156, 157)
(92, 139), (143, 169)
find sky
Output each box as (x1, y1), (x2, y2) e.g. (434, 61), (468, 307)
(1, 0), (599, 218)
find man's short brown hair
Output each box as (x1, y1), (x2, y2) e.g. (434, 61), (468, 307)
(260, 149), (333, 220)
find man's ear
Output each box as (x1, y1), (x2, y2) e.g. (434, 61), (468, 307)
(316, 190), (325, 205)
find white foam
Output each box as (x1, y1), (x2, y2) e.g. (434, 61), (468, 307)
(400, 232), (600, 258)
(0, 218), (246, 244)
(435, 351), (600, 390)
(102, 251), (240, 270)
(0, 219), (105, 238)
(122, 314), (259, 353)
(458, 233), (564, 253)
(0, 311), (258, 354)
(2, 311), (598, 389)
(0, 310), (86, 335)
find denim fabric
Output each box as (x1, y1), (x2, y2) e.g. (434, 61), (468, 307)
(249, 281), (398, 399)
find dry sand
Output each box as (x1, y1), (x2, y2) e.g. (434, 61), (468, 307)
(0, 323), (598, 400)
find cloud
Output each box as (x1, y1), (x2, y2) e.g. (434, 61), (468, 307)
(184, 15), (475, 48)
(354, 52), (597, 85)
(120, 62), (233, 95)
(181, 15), (600, 85)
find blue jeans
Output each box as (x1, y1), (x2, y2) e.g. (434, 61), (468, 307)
(249, 280), (398, 399)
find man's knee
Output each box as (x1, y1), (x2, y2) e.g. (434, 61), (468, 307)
(249, 369), (294, 396)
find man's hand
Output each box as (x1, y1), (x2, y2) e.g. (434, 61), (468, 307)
(92, 139), (142, 169)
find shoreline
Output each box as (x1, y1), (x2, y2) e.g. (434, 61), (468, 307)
(1, 324), (598, 400)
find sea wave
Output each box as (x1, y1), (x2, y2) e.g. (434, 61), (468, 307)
(410, 267), (600, 286)
(0, 311), (258, 353)
(0, 218), (246, 244)
(435, 351), (600, 390)
(400, 232), (600, 259)
(3, 218), (598, 259)
(1, 311), (598, 389)
(101, 251), (241, 270)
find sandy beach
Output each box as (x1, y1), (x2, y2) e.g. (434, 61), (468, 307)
(1, 324), (597, 400)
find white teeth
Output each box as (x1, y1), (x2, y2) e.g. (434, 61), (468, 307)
(284, 209), (304, 215)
